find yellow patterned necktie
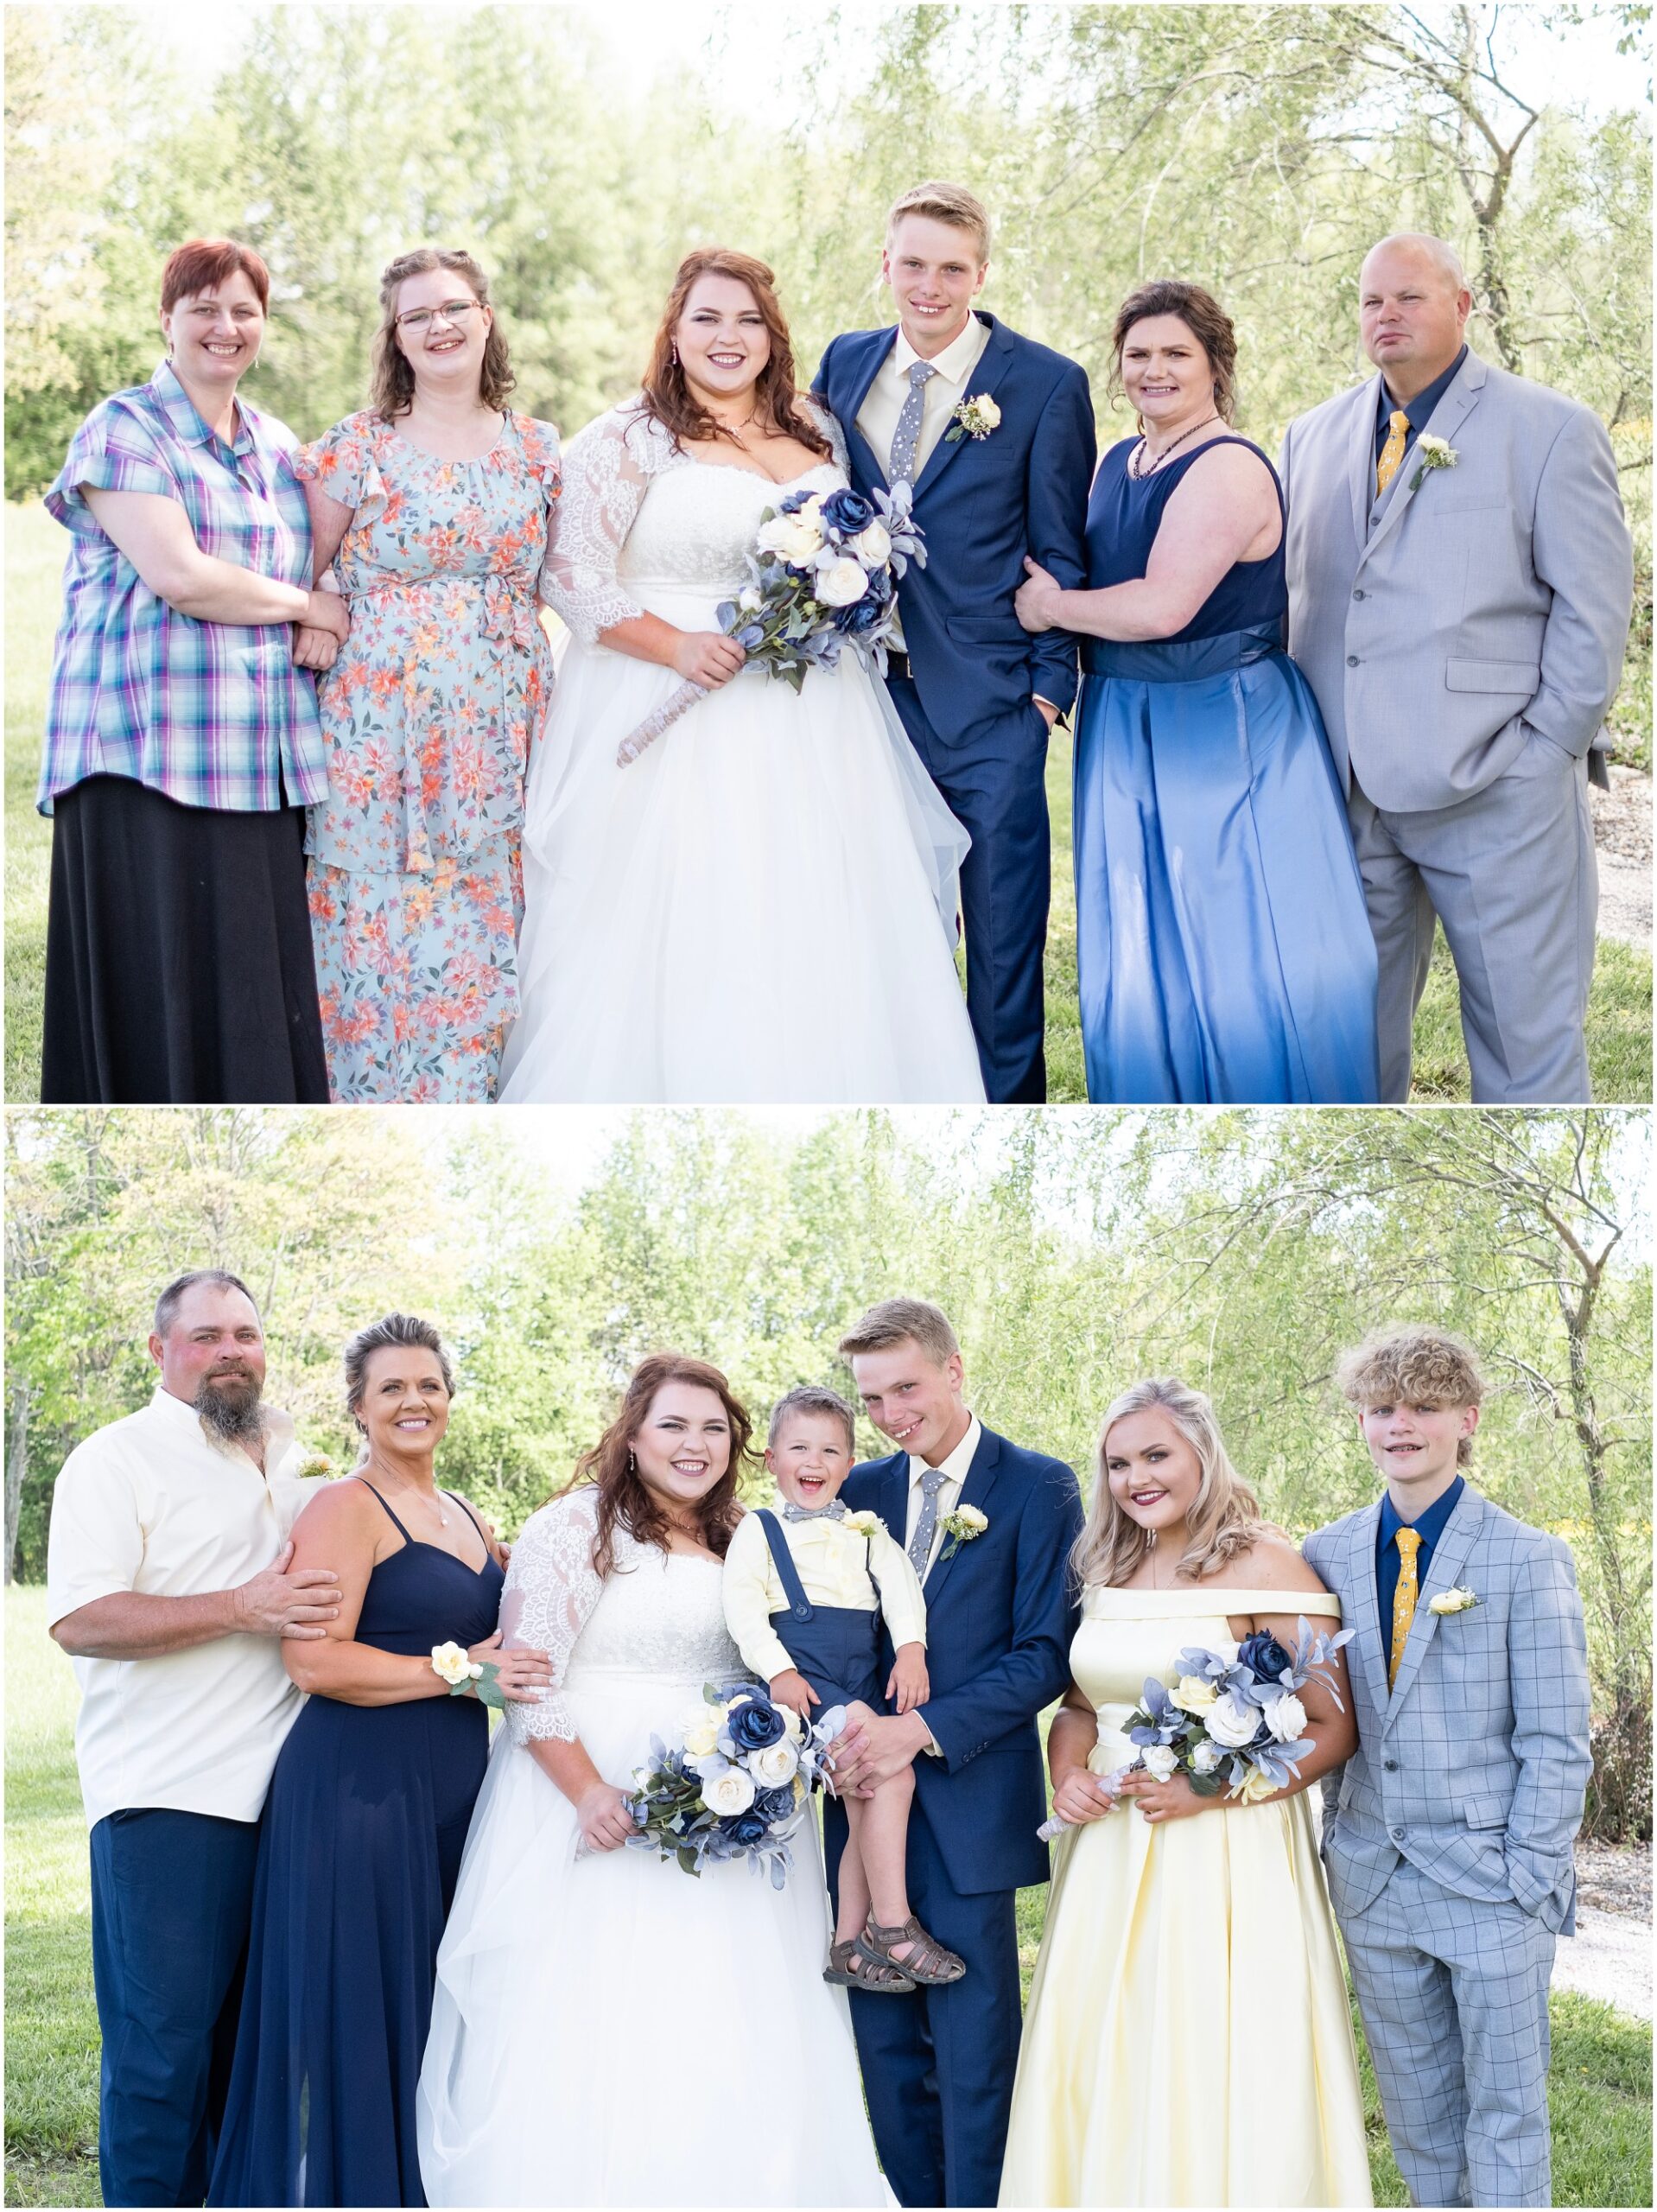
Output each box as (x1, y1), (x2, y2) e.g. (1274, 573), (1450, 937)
(1376, 409), (1410, 499)
(1388, 1525), (1422, 1688)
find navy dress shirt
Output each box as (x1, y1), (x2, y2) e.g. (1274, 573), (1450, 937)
(1373, 343), (1468, 474)
(1375, 1472), (1465, 1630)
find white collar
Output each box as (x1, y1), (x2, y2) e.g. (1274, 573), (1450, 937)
(909, 1411), (982, 1491)
(147, 1380), (294, 1467)
(892, 312), (986, 390)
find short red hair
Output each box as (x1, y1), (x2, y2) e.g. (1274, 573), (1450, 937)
(161, 239), (270, 315)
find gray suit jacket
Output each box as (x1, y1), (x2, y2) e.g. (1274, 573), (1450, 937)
(1280, 353), (1634, 811)
(1304, 1484), (1591, 1936)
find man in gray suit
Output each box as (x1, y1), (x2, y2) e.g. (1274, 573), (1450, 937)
(1280, 233), (1634, 1103)
(1305, 1325), (1591, 2209)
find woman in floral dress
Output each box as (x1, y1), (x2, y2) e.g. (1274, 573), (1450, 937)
(294, 247), (559, 1102)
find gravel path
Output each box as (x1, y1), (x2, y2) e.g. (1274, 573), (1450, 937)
(1592, 766), (1652, 949)
(1551, 1842), (1652, 2019)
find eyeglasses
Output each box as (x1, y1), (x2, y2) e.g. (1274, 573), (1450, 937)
(396, 300), (480, 332)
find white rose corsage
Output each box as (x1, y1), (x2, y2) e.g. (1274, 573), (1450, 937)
(432, 1639), (507, 1708)
(938, 1503), (989, 1561)
(842, 1509), (886, 1539)
(944, 392), (1001, 445)
(1408, 433), (1458, 491)
(1427, 1586), (1479, 1616)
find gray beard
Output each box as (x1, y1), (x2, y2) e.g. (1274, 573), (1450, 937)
(194, 1373), (266, 1452)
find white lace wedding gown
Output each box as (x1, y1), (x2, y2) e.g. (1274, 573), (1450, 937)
(498, 400), (986, 1103)
(416, 1491), (886, 2207)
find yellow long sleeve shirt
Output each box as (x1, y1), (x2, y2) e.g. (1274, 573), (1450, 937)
(721, 1504), (928, 1687)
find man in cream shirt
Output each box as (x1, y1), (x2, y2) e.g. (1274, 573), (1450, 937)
(47, 1269), (340, 2209)
(825, 1298), (1082, 2208)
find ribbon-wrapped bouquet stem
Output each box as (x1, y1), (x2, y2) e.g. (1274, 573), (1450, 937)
(616, 482), (925, 766)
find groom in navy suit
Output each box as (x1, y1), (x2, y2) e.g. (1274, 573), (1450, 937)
(814, 184), (1095, 1103)
(826, 1297), (1082, 2209)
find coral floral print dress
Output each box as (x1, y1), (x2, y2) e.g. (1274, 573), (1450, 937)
(295, 410), (560, 1102)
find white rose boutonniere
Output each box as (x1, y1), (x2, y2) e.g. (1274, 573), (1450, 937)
(842, 1510), (886, 1540)
(1408, 432), (1458, 492)
(944, 392), (1002, 445)
(938, 1504), (989, 1562)
(1428, 1586), (1480, 1616)
(296, 1452), (336, 1481)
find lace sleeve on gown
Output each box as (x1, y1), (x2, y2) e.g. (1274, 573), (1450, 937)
(797, 392), (851, 478)
(537, 404), (676, 645)
(501, 1489), (605, 1745)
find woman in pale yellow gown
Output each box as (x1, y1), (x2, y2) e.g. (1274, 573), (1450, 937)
(1000, 1378), (1373, 2209)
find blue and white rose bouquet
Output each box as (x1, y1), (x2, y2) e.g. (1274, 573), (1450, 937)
(613, 1681), (847, 1888)
(1038, 1616), (1352, 1838)
(616, 483), (925, 764)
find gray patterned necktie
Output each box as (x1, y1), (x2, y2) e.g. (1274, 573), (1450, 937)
(907, 1467), (948, 1578)
(781, 1499), (848, 1522)
(888, 359), (937, 487)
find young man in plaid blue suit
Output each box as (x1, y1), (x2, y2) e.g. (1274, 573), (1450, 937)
(1305, 1325), (1592, 2209)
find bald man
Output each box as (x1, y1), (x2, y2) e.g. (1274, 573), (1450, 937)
(1280, 233), (1634, 1103)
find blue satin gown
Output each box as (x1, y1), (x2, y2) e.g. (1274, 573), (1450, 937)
(1073, 435), (1379, 1103)
(207, 1484), (505, 2209)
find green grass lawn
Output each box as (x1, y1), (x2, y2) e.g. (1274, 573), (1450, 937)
(5, 1588), (1649, 2209)
(6, 500), (1648, 1103)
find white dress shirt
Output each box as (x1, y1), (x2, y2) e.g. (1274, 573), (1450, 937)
(904, 1412), (984, 1578)
(46, 1384), (312, 1828)
(854, 312), (994, 493)
(722, 1502), (928, 1687)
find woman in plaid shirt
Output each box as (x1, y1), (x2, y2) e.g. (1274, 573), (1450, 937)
(38, 237), (346, 1103)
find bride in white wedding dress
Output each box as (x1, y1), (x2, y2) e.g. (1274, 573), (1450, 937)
(498, 246), (985, 1105)
(416, 1357), (886, 2209)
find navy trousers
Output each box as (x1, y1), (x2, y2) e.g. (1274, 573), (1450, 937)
(90, 1808), (261, 2208)
(827, 1792), (1022, 2209)
(886, 676), (1052, 1105)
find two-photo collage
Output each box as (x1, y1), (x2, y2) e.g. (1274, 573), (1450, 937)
(4, 4), (1652, 2209)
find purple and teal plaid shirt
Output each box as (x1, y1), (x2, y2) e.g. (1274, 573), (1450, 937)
(38, 361), (330, 816)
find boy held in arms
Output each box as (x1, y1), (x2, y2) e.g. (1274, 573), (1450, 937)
(723, 1385), (967, 1993)
(1305, 1325), (1591, 2211)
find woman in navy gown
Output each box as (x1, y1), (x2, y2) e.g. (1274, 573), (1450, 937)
(1018, 279), (1379, 1104)
(208, 1314), (549, 2209)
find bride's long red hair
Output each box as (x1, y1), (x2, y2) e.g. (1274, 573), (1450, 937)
(560, 1353), (752, 1576)
(640, 248), (831, 461)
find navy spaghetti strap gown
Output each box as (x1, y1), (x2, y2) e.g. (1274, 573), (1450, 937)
(208, 1483), (504, 2209)
(1073, 434), (1380, 1103)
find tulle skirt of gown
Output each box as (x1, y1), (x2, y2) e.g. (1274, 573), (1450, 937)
(416, 1666), (887, 2207)
(1073, 626), (1380, 1104)
(1000, 1765), (1373, 2209)
(498, 582), (986, 1104)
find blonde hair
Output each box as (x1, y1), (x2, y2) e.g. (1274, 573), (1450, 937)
(838, 1296), (959, 1367)
(886, 181), (992, 263)
(1072, 1377), (1270, 1591)
(1336, 1325), (1483, 1466)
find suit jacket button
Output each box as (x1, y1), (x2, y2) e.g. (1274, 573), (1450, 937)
(1352, 588), (1366, 600)
(1347, 653), (1361, 666)
(1383, 1758), (1398, 1770)
(1391, 1827), (1406, 1841)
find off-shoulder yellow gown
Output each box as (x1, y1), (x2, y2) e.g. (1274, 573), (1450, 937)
(1000, 1586), (1373, 2208)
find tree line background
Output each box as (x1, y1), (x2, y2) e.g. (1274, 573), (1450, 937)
(5, 1), (1652, 757)
(4, 1103), (1648, 1840)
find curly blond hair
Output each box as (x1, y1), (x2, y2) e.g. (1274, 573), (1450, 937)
(1336, 1325), (1484, 1466)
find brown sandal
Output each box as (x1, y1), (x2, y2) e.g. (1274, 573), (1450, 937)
(823, 1934), (917, 1993)
(862, 1913), (967, 1986)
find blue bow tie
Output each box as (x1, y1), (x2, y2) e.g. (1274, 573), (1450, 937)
(781, 1499), (848, 1522)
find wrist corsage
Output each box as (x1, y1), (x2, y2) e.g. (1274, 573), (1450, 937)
(432, 1640), (507, 1709)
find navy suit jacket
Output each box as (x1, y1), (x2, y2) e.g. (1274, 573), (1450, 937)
(814, 312), (1095, 732)
(841, 1426), (1083, 1896)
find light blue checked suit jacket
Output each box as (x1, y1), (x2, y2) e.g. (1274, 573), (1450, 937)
(1305, 1483), (1591, 1936)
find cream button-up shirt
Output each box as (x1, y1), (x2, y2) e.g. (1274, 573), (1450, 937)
(854, 311), (994, 492)
(46, 1384), (313, 1829)
(905, 1412), (984, 1578)
(722, 1503), (927, 1688)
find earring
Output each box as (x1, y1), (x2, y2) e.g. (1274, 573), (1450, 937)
(628, 1446), (637, 1472)
(670, 342), (679, 366)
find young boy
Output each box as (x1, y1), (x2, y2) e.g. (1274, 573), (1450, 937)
(1305, 1325), (1592, 2211)
(722, 1383), (966, 1993)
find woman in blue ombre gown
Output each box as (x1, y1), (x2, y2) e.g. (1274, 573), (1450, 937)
(207, 1315), (547, 2209)
(1019, 280), (1378, 1104)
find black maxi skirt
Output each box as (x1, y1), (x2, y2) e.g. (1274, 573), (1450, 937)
(41, 773), (331, 1104)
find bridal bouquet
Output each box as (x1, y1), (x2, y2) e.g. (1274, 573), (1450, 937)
(616, 483), (925, 765)
(616, 1681), (848, 1888)
(1038, 1616), (1352, 1839)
